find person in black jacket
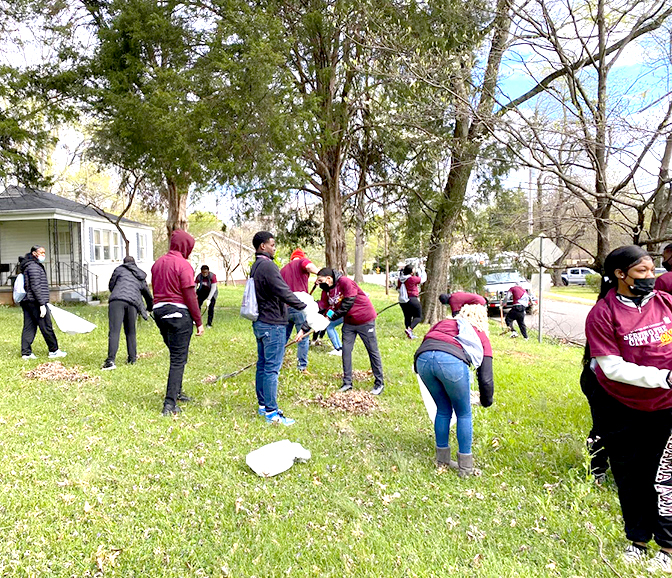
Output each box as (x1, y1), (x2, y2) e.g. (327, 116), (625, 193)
(19, 245), (66, 359)
(250, 231), (310, 426)
(102, 256), (154, 370)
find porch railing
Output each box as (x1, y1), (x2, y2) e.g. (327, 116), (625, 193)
(51, 261), (99, 301)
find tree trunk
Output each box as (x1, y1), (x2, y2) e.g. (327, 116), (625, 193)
(593, 201), (611, 272)
(354, 185), (366, 283)
(322, 180), (348, 271)
(165, 177), (189, 239)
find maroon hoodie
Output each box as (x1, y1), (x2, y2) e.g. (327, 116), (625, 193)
(151, 230), (202, 326)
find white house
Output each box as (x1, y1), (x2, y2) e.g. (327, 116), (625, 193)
(0, 186), (154, 304)
(192, 232), (255, 285)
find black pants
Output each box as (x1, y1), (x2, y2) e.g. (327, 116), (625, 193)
(106, 300), (138, 364)
(400, 297), (422, 330)
(153, 305), (193, 407)
(197, 293), (216, 326)
(579, 363), (609, 477)
(21, 301), (59, 355)
(505, 304), (528, 338)
(342, 321), (384, 388)
(592, 383), (672, 548)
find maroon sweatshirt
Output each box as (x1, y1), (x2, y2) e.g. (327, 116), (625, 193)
(151, 230), (203, 326)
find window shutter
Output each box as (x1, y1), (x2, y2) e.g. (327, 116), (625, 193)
(89, 228), (94, 261)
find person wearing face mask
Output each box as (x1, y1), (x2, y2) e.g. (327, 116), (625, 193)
(654, 243), (672, 294)
(19, 245), (66, 360)
(584, 245), (672, 571)
(316, 268), (385, 395)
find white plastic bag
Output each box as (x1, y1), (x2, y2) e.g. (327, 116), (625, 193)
(416, 370), (456, 427)
(293, 291), (330, 332)
(246, 439), (311, 477)
(47, 304), (97, 335)
(13, 274), (26, 303)
(240, 278), (258, 321)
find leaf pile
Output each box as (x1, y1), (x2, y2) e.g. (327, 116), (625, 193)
(310, 390), (379, 415)
(24, 362), (100, 384)
(332, 369), (373, 381)
(202, 374), (218, 384)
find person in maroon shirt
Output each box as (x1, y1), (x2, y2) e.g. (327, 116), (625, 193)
(397, 264), (423, 339)
(503, 284), (530, 339)
(439, 292), (487, 316)
(195, 265), (218, 328)
(654, 243), (672, 295)
(316, 268), (384, 395)
(584, 245), (672, 570)
(151, 230), (204, 416)
(414, 303), (494, 477)
(280, 249), (319, 372)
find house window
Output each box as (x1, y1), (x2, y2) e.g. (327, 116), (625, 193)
(93, 230), (102, 261)
(137, 233), (146, 261)
(91, 228), (122, 262)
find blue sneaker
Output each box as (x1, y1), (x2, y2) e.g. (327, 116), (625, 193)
(265, 410), (296, 426)
(257, 406), (266, 416)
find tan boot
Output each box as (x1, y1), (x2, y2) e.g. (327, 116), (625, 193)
(457, 452), (474, 477)
(436, 447), (457, 469)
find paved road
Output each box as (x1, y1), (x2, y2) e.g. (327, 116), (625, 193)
(524, 297), (593, 344)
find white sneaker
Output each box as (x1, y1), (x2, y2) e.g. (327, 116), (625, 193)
(623, 543), (647, 564)
(328, 349), (342, 356)
(21, 353), (37, 360)
(509, 332), (518, 339)
(48, 350), (67, 358)
(647, 550), (672, 572)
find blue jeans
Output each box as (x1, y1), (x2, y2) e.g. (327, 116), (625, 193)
(416, 351), (472, 454)
(286, 307), (309, 370)
(253, 321), (287, 412)
(327, 317), (343, 350)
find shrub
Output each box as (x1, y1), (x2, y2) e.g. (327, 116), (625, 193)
(586, 273), (601, 290)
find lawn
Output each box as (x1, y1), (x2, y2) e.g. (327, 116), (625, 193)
(0, 284), (630, 577)
(549, 286), (598, 301)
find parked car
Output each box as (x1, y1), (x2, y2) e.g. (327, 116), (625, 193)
(482, 271), (537, 314)
(560, 267), (597, 286)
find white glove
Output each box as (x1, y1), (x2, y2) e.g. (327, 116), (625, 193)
(39, 305), (47, 318)
(204, 299), (210, 308)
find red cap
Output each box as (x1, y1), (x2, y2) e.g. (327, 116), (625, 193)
(290, 249), (306, 260)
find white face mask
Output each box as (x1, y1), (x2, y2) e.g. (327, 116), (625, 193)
(37, 255), (46, 263)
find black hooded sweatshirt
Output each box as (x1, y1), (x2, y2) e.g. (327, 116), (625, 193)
(20, 253), (50, 305)
(109, 262), (154, 320)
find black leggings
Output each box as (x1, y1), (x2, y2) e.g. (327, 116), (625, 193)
(505, 305), (528, 338)
(400, 297), (422, 330)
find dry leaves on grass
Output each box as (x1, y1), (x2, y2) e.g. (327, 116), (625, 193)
(202, 374), (218, 384)
(309, 390), (379, 415)
(24, 362), (100, 384)
(332, 369), (373, 381)
(137, 352), (156, 359)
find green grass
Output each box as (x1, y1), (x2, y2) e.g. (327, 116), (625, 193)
(549, 286), (598, 300)
(0, 284), (630, 576)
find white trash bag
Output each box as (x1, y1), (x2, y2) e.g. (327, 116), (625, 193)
(293, 291), (330, 332)
(47, 304), (97, 335)
(246, 439), (311, 477)
(416, 370), (456, 427)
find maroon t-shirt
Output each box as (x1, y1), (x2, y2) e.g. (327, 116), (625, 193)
(280, 258), (312, 293)
(424, 319), (492, 357)
(318, 276), (377, 325)
(585, 289), (672, 411)
(448, 292), (487, 315)
(509, 285), (527, 304)
(398, 275), (421, 297)
(655, 272), (672, 294)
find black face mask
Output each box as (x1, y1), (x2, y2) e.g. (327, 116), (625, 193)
(664, 260), (672, 272)
(319, 282), (332, 293)
(629, 277), (656, 296)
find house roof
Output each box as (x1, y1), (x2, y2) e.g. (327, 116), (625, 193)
(0, 186), (151, 228)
